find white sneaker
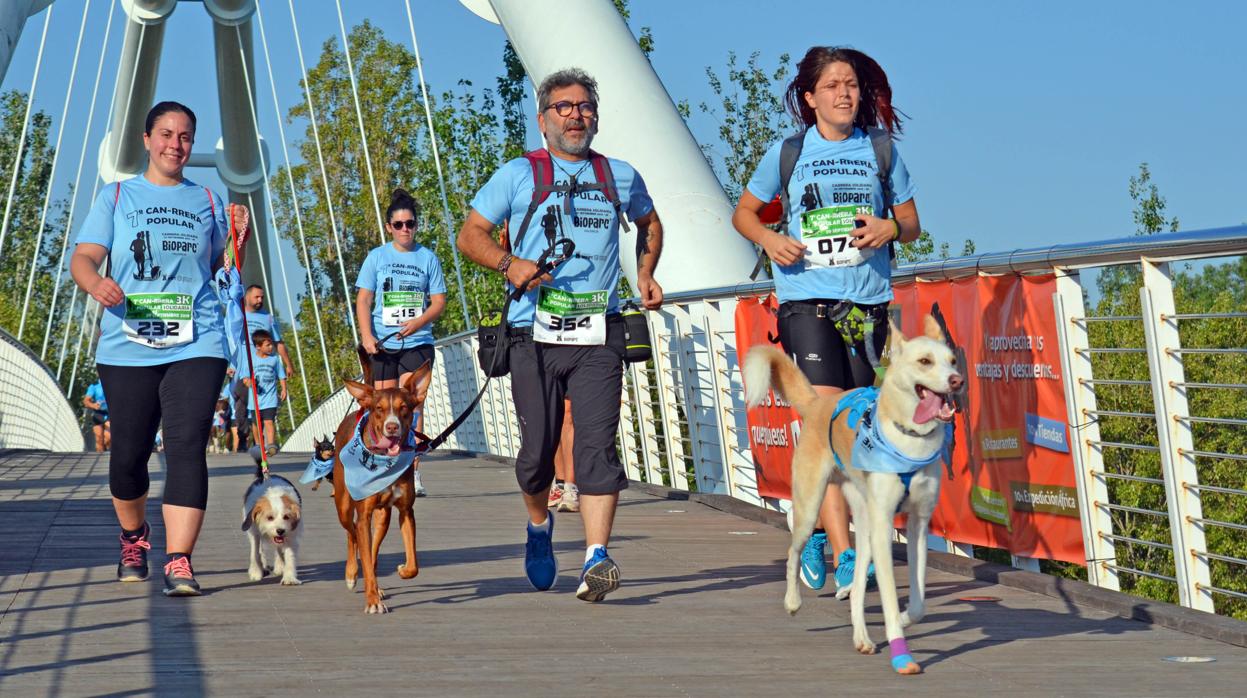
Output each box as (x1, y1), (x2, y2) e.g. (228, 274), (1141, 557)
(557, 485), (580, 512)
(413, 471), (427, 497)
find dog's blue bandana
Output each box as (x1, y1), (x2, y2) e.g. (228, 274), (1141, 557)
(299, 456), (335, 485)
(340, 411), (421, 500)
(831, 388), (951, 493)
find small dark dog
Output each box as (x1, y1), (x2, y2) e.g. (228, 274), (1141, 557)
(311, 435), (335, 491)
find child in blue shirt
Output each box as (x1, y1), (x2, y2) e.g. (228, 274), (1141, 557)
(243, 329), (287, 457)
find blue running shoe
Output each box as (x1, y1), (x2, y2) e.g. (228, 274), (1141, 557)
(576, 547), (620, 602)
(525, 514), (557, 591)
(799, 532), (828, 590)
(833, 548), (877, 597)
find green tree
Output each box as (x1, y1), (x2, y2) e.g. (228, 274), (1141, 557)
(895, 231), (976, 265)
(1081, 162), (1247, 619)
(682, 51), (791, 201)
(0, 90), (75, 363)
(268, 22), (509, 424)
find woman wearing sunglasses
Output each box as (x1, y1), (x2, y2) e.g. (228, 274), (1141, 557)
(355, 188), (447, 495)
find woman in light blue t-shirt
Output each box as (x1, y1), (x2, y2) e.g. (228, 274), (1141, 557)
(355, 188), (447, 495)
(71, 101), (251, 597)
(733, 47), (923, 597)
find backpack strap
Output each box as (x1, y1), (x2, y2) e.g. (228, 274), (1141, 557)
(776, 129), (807, 236)
(512, 149), (558, 254)
(866, 127), (897, 262)
(749, 129), (806, 280)
(866, 127), (894, 214)
(114, 181), (121, 206)
(512, 148), (631, 254)
(589, 151), (629, 233)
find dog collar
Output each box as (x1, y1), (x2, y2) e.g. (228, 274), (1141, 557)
(890, 420), (940, 439)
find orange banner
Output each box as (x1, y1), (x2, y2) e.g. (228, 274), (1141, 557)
(734, 294), (796, 499)
(736, 275), (1085, 565)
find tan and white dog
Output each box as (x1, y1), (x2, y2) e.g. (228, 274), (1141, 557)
(241, 474), (303, 586)
(744, 314), (962, 675)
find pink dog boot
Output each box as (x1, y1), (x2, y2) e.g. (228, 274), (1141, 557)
(889, 638), (921, 675)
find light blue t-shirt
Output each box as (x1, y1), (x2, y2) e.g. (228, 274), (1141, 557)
(470, 151), (654, 326)
(247, 354), (286, 413)
(230, 309), (283, 373)
(76, 176), (228, 366)
(355, 243), (447, 349)
(746, 128), (915, 305)
(85, 381), (108, 417)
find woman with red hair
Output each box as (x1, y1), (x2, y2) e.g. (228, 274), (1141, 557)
(733, 47), (923, 596)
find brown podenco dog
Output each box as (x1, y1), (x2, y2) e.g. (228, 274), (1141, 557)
(332, 357), (431, 614)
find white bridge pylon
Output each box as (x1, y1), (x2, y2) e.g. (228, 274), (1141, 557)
(95, 0), (273, 288)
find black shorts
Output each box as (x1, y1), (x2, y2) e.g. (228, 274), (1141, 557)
(776, 299), (888, 390)
(91, 411), (109, 426)
(509, 316), (628, 496)
(231, 379), (249, 427)
(370, 343), (435, 383)
(254, 407), (277, 422)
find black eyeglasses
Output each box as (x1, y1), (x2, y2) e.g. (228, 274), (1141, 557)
(389, 220), (417, 230)
(546, 100), (597, 118)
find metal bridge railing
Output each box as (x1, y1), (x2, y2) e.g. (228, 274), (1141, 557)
(288, 225), (1247, 618)
(0, 325), (84, 452)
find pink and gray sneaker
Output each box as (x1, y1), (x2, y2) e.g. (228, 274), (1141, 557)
(117, 522), (151, 583)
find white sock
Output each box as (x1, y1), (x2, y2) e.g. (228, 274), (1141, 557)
(585, 544), (606, 563)
(529, 515), (550, 532)
(565, 483), (579, 495)
(413, 469), (423, 485)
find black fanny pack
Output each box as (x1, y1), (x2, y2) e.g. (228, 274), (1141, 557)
(477, 308), (510, 377)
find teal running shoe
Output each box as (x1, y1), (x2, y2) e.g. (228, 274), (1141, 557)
(799, 532), (828, 590)
(833, 548), (876, 598)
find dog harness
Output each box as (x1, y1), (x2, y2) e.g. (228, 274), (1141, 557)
(830, 388), (952, 496)
(299, 456), (335, 485)
(340, 410), (422, 500)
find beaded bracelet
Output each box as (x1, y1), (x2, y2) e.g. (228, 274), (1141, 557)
(497, 252), (514, 275)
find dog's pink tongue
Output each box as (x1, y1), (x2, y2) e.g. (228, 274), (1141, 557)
(913, 388), (943, 425)
(373, 433), (400, 456)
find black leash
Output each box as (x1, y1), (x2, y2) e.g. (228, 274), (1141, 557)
(413, 238), (576, 456)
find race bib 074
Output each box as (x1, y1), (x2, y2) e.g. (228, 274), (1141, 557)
(122, 292), (193, 348)
(533, 287), (608, 345)
(382, 291), (425, 326)
(800, 205), (874, 268)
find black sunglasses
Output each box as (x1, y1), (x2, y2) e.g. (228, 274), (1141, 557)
(389, 220), (417, 230)
(546, 100), (597, 118)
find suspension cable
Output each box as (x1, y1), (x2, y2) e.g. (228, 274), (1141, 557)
(332, 0), (386, 244)
(68, 17), (147, 391)
(233, 24), (334, 397)
(43, 0), (115, 361)
(402, 0), (473, 330)
(0, 5), (53, 258)
(19, 0), (92, 340)
(283, 0), (357, 345)
(246, 191), (300, 432)
(253, 5), (342, 401)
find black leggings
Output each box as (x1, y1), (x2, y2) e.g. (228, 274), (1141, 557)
(97, 357), (228, 509)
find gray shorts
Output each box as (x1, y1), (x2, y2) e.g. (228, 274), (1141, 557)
(509, 315), (628, 496)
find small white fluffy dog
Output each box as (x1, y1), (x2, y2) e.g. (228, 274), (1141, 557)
(745, 315), (962, 675)
(241, 474), (303, 585)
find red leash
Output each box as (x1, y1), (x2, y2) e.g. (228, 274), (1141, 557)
(226, 205), (269, 476)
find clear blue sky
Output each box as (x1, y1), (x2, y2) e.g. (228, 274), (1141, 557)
(4, 0), (1244, 283)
